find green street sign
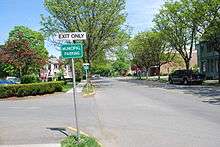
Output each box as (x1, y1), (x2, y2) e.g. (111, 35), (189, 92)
(83, 63), (89, 70)
(61, 43), (83, 59)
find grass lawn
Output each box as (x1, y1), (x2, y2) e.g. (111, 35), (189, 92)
(203, 80), (220, 86)
(62, 83), (73, 92)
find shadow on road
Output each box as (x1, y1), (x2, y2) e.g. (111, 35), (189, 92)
(47, 127), (69, 136)
(118, 78), (220, 105)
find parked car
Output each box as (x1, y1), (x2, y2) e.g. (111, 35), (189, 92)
(0, 80), (16, 85)
(168, 70), (205, 85)
(6, 76), (20, 84)
(92, 74), (101, 79)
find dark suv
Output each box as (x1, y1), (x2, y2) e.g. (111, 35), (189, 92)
(168, 70), (205, 85)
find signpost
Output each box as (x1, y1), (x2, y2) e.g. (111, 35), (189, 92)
(59, 32), (86, 142)
(61, 43), (83, 59)
(83, 63), (90, 83)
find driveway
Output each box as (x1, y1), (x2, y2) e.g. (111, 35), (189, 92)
(0, 77), (220, 147)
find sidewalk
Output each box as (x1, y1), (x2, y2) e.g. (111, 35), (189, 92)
(66, 80), (87, 93)
(0, 144), (60, 147)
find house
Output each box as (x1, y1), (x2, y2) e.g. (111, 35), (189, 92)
(196, 41), (219, 79)
(40, 57), (72, 81)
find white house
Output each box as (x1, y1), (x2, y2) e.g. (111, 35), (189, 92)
(40, 57), (72, 81)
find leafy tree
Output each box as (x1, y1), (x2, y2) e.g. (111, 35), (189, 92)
(41, 0), (127, 66)
(9, 26), (48, 59)
(112, 48), (130, 76)
(153, 0), (219, 70)
(0, 33), (47, 77)
(0, 63), (17, 78)
(129, 31), (176, 79)
(91, 51), (112, 76)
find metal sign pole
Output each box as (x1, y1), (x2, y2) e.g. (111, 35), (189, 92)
(71, 58), (80, 141)
(85, 69), (88, 83)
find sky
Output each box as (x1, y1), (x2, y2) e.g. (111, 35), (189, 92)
(0, 0), (164, 56)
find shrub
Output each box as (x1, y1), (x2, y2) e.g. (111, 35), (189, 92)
(82, 83), (95, 96)
(0, 81), (65, 98)
(21, 74), (39, 84)
(61, 135), (101, 147)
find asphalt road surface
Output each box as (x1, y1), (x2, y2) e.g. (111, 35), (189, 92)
(0, 78), (220, 147)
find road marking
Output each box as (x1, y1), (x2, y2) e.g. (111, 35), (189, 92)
(8, 107), (40, 110)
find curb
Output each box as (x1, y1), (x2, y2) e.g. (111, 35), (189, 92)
(82, 91), (96, 97)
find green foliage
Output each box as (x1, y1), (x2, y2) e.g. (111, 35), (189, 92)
(0, 26), (48, 77)
(21, 74), (39, 84)
(153, 0), (220, 70)
(129, 32), (160, 69)
(41, 0), (127, 64)
(9, 26), (48, 59)
(91, 54), (112, 76)
(91, 64), (112, 77)
(61, 135), (101, 147)
(83, 83), (95, 96)
(112, 48), (130, 76)
(0, 63), (9, 78)
(0, 81), (64, 98)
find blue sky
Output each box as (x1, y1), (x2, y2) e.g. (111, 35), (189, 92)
(0, 0), (164, 56)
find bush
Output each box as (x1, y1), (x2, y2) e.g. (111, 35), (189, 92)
(21, 74), (39, 84)
(82, 83), (95, 96)
(61, 135), (101, 147)
(0, 81), (65, 98)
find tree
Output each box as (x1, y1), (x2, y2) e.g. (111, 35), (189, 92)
(91, 51), (112, 76)
(153, 0), (218, 70)
(144, 32), (176, 79)
(129, 31), (175, 79)
(0, 33), (47, 77)
(9, 26), (48, 59)
(112, 48), (130, 76)
(41, 0), (127, 66)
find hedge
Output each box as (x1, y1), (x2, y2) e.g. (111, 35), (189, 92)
(21, 74), (39, 84)
(0, 81), (65, 98)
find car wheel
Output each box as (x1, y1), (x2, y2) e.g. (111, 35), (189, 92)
(183, 79), (188, 85)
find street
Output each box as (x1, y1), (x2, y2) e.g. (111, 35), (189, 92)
(0, 78), (220, 147)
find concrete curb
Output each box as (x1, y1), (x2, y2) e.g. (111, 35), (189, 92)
(82, 91), (96, 97)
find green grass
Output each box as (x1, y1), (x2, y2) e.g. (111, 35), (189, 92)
(203, 80), (220, 86)
(62, 83), (73, 92)
(61, 135), (101, 147)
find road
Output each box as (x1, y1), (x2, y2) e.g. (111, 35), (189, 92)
(0, 78), (220, 147)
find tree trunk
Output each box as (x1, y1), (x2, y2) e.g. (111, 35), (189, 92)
(184, 59), (190, 70)
(158, 64), (161, 80)
(145, 68), (149, 80)
(218, 51), (220, 84)
(19, 68), (22, 78)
